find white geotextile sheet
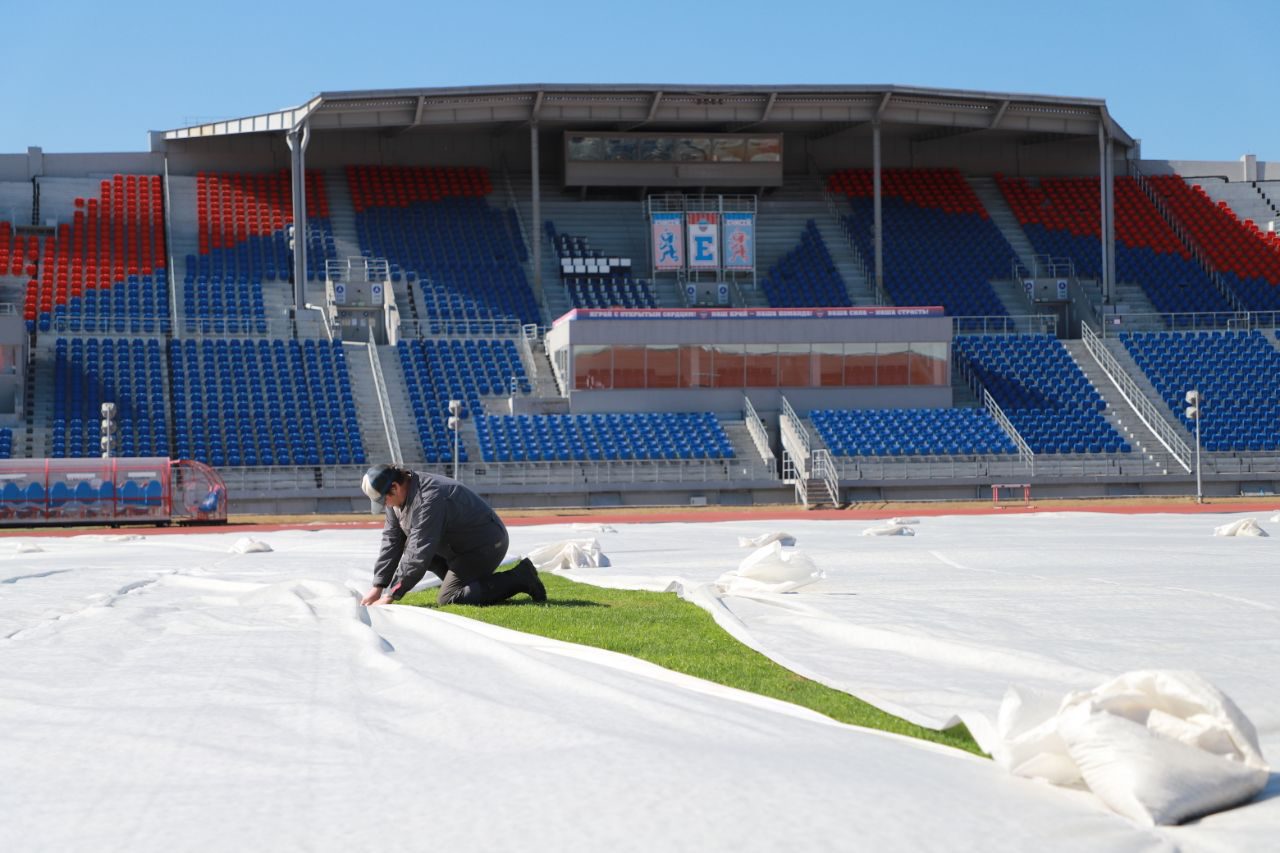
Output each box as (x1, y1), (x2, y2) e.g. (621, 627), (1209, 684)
(508, 513), (1280, 842)
(0, 521), (1271, 850)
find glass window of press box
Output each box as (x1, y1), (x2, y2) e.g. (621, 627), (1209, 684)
(571, 342), (948, 390)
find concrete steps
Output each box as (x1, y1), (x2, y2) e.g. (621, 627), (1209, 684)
(342, 342), (393, 464)
(1064, 339), (1175, 472)
(968, 176), (1036, 270)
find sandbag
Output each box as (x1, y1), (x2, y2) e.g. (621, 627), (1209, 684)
(861, 523), (915, 537)
(971, 670), (1269, 826)
(15, 542), (45, 554)
(716, 541), (824, 594)
(526, 538), (609, 571)
(1213, 518), (1267, 537)
(736, 531), (797, 548)
(229, 537), (273, 554)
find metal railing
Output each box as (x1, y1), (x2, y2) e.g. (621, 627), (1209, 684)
(743, 395), (775, 466)
(951, 314), (1059, 336)
(982, 389), (1035, 474)
(820, 185), (880, 304)
(1081, 321), (1192, 471)
(779, 397), (811, 499)
(783, 450), (807, 505)
(460, 456), (780, 489)
(518, 324), (541, 387)
(1095, 310), (1280, 336)
(394, 318), (527, 339)
(810, 447), (840, 505)
(833, 452), (1175, 481)
(366, 343), (403, 466)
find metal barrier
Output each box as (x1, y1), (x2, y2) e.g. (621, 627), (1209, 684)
(982, 389), (1035, 474)
(743, 395), (775, 467)
(1081, 321), (1192, 472)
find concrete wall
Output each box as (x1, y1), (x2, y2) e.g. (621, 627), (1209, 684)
(566, 385), (949, 415)
(1137, 157), (1279, 181)
(556, 314), (952, 346)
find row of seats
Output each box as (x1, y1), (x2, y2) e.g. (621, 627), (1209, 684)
(760, 221), (852, 307)
(810, 407), (1017, 457)
(546, 220), (655, 310)
(1147, 176), (1280, 311)
(996, 175), (1233, 317)
(20, 175), (168, 333)
(953, 334), (1131, 454)
(396, 338), (532, 463)
(346, 165), (493, 213)
(197, 170), (329, 252)
(51, 338), (167, 458)
(829, 169), (1012, 317)
(0, 427), (11, 459)
(474, 412), (734, 463)
(168, 338), (365, 467)
(1121, 329), (1280, 452)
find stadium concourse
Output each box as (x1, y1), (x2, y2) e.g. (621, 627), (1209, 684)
(0, 504), (1277, 850)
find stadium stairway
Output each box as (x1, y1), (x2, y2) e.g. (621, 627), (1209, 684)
(341, 341), (396, 464)
(168, 175), (199, 330)
(26, 335), (59, 458)
(1061, 339), (1174, 473)
(763, 175), (874, 305)
(968, 177), (1037, 270)
(323, 169), (364, 263)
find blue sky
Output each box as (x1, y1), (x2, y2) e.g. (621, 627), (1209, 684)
(4, 0), (1273, 163)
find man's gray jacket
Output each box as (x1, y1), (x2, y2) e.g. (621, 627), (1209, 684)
(373, 470), (507, 599)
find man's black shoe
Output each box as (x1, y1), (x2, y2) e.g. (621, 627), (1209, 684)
(513, 557), (547, 602)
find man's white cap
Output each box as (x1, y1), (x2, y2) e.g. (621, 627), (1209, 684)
(361, 464), (396, 512)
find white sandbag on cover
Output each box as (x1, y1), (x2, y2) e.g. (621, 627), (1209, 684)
(527, 538), (610, 571)
(890, 517), (920, 525)
(14, 542), (44, 554)
(229, 537), (273, 554)
(571, 523), (617, 534)
(861, 523), (915, 537)
(716, 541), (824, 594)
(969, 670), (1270, 826)
(736, 531), (797, 548)
(1213, 518), (1268, 537)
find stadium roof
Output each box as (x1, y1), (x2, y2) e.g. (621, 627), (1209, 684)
(159, 84), (1134, 149)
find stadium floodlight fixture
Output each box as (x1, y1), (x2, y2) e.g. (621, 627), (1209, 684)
(1184, 390), (1202, 504)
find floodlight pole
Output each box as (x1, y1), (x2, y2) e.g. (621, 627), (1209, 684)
(1185, 389), (1202, 504)
(448, 399), (462, 482)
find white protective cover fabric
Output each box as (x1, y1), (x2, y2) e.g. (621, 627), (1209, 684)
(1212, 518), (1267, 537)
(968, 670), (1270, 826)
(715, 540), (824, 594)
(509, 513), (1280, 845)
(526, 537), (609, 571)
(0, 528), (1189, 852)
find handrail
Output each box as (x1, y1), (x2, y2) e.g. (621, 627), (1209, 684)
(518, 323), (541, 387)
(1094, 310), (1280, 335)
(366, 342), (404, 466)
(811, 447), (840, 505)
(778, 395), (811, 483)
(162, 157), (179, 336)
(952, 314), (1059, 336)
(982, 389), (1035, 474)
(742, 395), (776, 466)
(1080, 321), (1192, 472)
(822, 185), (881, 304)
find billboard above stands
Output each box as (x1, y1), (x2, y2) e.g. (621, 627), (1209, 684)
(564, 131), (783, 187)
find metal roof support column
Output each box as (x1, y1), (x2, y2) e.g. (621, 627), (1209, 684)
(286, 122), (311, 315)
(1097, 122), (1112, 304)
(531, 120), (542, 300)
(873, 121), (884, 301)
(1105, 135), (1116, 303)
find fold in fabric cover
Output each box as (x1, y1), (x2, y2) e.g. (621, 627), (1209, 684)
(1212, 518), (1268, 537)
(967, 670), (1270, 826)
(736, 531), (797, 548)
(716, 541), (824, 594)
(527, 538), (610, 571)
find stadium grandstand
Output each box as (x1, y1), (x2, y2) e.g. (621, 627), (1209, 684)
(1, 83), (1278, 517)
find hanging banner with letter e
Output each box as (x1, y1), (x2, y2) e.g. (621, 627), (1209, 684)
(651, 213), (685, 271)
(687, 212), (720, 270)
(722, 212), (754, 271)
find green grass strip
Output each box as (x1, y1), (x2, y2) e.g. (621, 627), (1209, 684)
(400, 567), (982, 755)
